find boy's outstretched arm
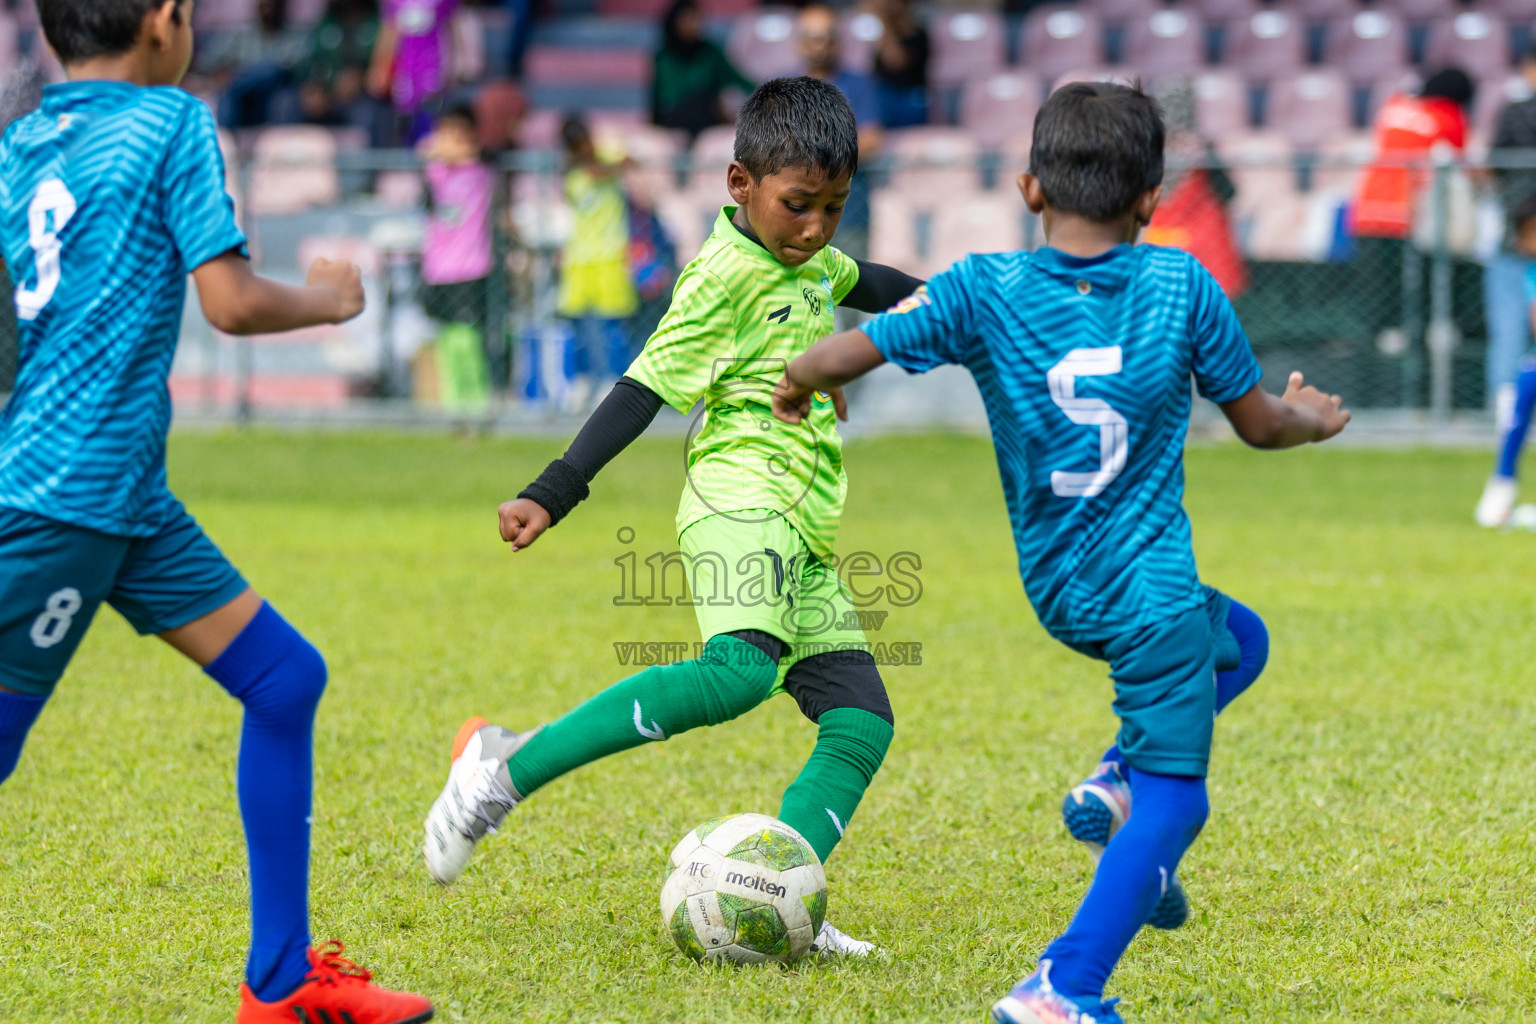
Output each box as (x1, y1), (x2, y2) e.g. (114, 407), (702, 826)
(500, 378), (665, 551)
(841, 259), (924, 314)
(1220, 371), (1351, 448)
(774, 329), (887, 425)
(192, 252), (364, 335)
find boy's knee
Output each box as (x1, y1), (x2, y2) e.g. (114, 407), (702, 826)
(1228, 601), (1270, 677)
(209, 605), (328, 719)
(782, 651), (894, 727)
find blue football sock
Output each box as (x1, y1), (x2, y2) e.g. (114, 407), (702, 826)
(1099, 600), (1269, 768)
(0, 689), (48, 784)
(205, 603), (327, 1003)
(1215, 599), (1269, 714)
(1041, 770), (1209, 1002)
(1495, 365), (1536, 480)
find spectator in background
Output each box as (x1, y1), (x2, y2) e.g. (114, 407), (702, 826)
(651, 0), (754, 143)
(421, 104), (497, 410)
(796, 5), (884, 258)
(370, 0), (461, 144)
(559, 114), (639, 410)
(1484, 45), (1536, 419)
(870, 0), (929, 129)
(213, 0), (309, 130)
(291, 0), (391, 147)
(1352, 68), (1473, 349)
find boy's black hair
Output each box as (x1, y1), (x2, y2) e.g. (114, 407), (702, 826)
(734, 76), (859, 181)
(38, 0), (184, 65)
(439, 103), (478, 131)
(560, 111), (591, 152)
(1420, 67), (1475, 109)
(1029, 81), (1166, 224)
(1511, 191), (1536, 233)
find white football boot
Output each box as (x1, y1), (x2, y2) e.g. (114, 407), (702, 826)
(1475, 476), (1518, 528)
(809, 920), (880, 957)
(423, 717), (540, 884)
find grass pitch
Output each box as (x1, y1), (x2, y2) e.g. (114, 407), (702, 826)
(1, 431), (1533, 1023)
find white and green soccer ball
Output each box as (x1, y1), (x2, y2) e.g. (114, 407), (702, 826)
(660, 812), (828, 964)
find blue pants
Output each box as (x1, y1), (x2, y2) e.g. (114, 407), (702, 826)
(1484, 251), (1533, 400)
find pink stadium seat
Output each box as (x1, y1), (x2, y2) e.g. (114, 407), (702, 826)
(1218, 131), (1306, 258)
(960, 73), (1044, 149)
(524, 47), (651, 88)
(687, 124), (739, 190)
(247, 127), (340, 216)
(1191, 70), (1251, 135)
(1051, 66), (1140, 91)
(1021, 6), (1108, 86)
(1493, 0), (1536, 20)
(1196, 0), (1261, 22)
(1289, 0), (1355, 21)
(0, 13), (18, 68)
(1123, 8), (1208, 78)
(1268, 70), (1353, 147)
(726, 7), (801, 83)
(1391, 0), (1455, 21)
(600, 124), (685, 207)
(654, 191), (722, 258)
(193, 0), (257, 32)
(1473, 72), (1534, 141)
(871, 191), (1027, 278)
(1312, 131), (1376, 194)
(1364, 70), (1423, 122)
(1088, 0), (1161, 23)
(1424, 11), (1513, 71)
(930, 10), (1008, 87)
(1226, 7), (1309, 80)
(1324, 8), (1411, 82)
(840, 11), (885, 73)
(517, 109), (561, 150)
(885, 127), (984, 193)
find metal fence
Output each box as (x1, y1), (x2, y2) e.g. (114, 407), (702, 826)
(3, 145), (1535, 429)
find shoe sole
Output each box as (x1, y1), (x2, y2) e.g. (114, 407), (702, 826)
(989, 995), (1052, 1024)
(1062, 786), (1188, 931)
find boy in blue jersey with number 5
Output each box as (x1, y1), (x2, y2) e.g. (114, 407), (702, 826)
(776, 82), (1350, 1023)
(0, 3), (432, 1023)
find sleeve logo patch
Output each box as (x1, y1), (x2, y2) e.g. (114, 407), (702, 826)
(888, 285), (931, 315)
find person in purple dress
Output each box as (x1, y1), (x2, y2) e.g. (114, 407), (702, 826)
(368, 0), (459, 143)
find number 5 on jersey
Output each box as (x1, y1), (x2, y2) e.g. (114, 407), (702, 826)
(1048, 346), (1128, 499)
(15, 179), (78, 321)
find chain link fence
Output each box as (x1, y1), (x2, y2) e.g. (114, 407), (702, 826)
(3, 144), (1534, 430)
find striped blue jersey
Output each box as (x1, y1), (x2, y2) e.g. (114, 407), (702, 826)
(0, 82), (245, 537)
(863, 244), (1262, 643)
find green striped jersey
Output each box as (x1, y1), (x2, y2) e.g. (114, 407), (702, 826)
(627, 207), (860, 560)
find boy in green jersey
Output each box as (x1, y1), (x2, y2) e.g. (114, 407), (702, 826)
(423, 77), (923, 952)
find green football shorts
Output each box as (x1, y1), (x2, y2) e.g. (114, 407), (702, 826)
(677, 510), (869, 690)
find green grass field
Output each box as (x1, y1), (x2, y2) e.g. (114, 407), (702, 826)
(2, 432), (1533, 1023)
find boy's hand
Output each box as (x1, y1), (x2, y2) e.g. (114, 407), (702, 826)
(774, 375), (814, 424)
(1280, 370), (1351, 441)
(500, 498), (552, 553)
(305, 258), (365, 324)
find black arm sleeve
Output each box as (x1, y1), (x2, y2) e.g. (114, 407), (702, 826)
(518, 376), (665, 526)
(841, 259), (926, 314)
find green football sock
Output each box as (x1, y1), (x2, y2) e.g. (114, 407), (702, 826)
(777, 707), (894, 863)
(505, 634), (778, 797)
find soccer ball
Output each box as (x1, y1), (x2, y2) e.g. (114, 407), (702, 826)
(659, 813), (828, 964)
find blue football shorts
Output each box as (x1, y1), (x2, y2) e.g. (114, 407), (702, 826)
(1065, 588), (1242, 778)
(0, 503), (248, 695)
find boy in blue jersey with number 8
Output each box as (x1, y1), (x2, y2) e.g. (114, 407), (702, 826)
(776, 82), (1350, 1022)
(0, 2), (432, 1023)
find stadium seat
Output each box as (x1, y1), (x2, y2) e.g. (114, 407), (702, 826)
(960, 73), (1044, 150)
(1324, 8), (1411, 83)
(1311, 131), (1375, 195)
(1050, 66), (1139, 91)
(1473, 72), (1535, 141)
(872, 190), (1027, 278)
(1089, 0), (1161, 24)
(930, 10), (1008, 87)
(1218, 131), (1307, 258)
(517, 109), (562, 150)
(885, 127), (984, 193)
(247, 126), (340, 216)
(1392, 0), (1456, 22)
(1494, 0), (1536, 20)
(686, 124), (739, 189)
(1195, 0), (1260, 22)
(1268, 70), (1354, 148)
(1364, 70), (1423, 125)
(604, 124), (687, 207)
(1226, 7), (1309, 81)
(1021, 6), (1108, 86)
(1424, 11), (1514, 71)
(0, 13), (17, 69)
(193, 0), (257, 32)
(1289, 0), (1354, 19)
(726, 7), (801, 83)
(840, 10), (885, 73)
(1190, 69), (1252, 135)
(524, 47), (651, 89)
(1123, 7), (1209, 79)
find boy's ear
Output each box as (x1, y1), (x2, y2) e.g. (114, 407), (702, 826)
(1134, 185), (1163, 227)
(726, 161), (754, 206)
(1017, 173), (1047, 214)
(146, 0), (183, 48)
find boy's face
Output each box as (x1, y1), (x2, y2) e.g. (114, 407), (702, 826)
(437, 119), (479, 161)
(727, 162), (852, 268)
(1515, 216), (1536, 257)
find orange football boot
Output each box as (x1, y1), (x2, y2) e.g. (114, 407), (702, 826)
(236, 941), (433, 1024)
